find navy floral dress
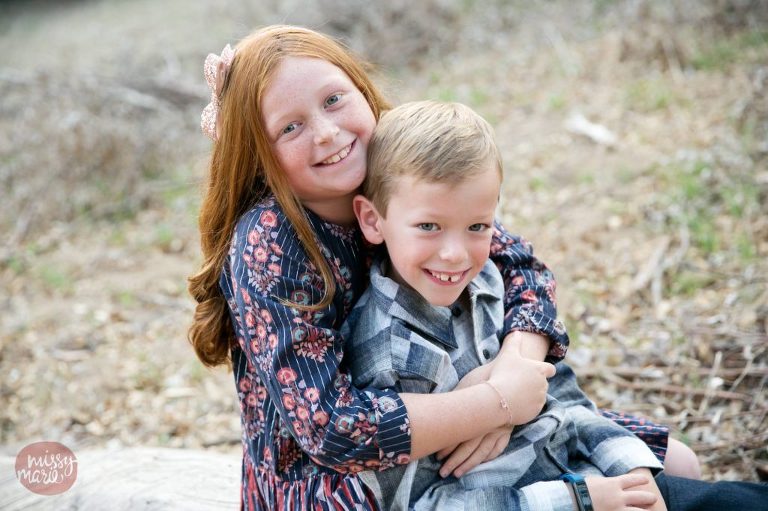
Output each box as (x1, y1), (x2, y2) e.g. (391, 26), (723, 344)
(220, 195), (660, 510)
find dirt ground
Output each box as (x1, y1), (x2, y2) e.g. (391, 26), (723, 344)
(1, 0), (766, 485)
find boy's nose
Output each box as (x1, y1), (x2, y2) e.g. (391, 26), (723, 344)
(313, 116), (339, 145)
(438, 243), (467, 263)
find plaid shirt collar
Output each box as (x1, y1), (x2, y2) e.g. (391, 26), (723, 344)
(367, 258), (501, 350)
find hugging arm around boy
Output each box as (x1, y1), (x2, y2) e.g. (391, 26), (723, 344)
(343, 258), (663, 511)
(488, 220), (570, 363)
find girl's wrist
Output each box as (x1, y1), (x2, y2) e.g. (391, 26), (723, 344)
(480, 380), (515, 427)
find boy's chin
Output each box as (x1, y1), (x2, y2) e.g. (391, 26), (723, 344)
(424, 292), (462, 308)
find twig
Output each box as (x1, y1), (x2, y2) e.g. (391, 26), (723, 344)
(598, 372), (751, 401)
(668, 409), (768, 424)
(543, 24), (581, 77)
(731, 353), (754, 391)
(697, 350), (723, 415)
(693, 431), (768, 452)
(630, 236), (670, 294)
(578, 366), (768, 380)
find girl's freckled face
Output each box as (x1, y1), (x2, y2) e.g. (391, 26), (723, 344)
(261, 57), (376, 221)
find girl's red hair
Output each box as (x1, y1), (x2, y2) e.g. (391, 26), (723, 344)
(188, 25), (390, 367)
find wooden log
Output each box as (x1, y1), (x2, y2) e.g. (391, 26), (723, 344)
(0, 447), (240, 510)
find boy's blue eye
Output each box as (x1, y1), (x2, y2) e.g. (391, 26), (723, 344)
(418, 223), (439, 231)
(469, 223), (490, 232)
(325, 94), (341, 107)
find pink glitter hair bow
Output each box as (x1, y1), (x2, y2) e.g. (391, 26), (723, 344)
(201, 44), (236, 140)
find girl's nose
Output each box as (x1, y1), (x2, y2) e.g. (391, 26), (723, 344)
(313, 115), (339, 145)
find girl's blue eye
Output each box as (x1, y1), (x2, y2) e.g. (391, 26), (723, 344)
(282, 122), (298, 135)
(469, 223), (490, 232)
(325, 94), (342, 107)
(418, 223), (439, 231)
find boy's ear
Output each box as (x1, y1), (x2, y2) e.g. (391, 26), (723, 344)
(353, 195), (385, 245)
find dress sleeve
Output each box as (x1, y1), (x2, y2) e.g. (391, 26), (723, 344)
(226, 207), (412, 472)
(489, 219), (569, 362)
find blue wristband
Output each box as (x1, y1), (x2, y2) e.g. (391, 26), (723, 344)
(561, 473), (594, 511)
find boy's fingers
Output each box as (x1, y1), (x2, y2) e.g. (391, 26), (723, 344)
(620, 473), (650, 489)
(625, 490), (657, 507)
(486, 433), (507, 462)
(439, 437), (481, 478)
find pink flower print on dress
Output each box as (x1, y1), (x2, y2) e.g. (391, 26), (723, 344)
(303, 387), (320, 402)
(276, 367), (298, 385)
(259, 210), (278, 228)
(312, 410), (329, 426)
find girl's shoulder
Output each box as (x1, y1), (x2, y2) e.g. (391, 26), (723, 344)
(230, 196), (298, 254)
(234, 196), (291, 237)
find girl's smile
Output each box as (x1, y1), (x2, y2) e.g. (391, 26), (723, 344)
(261, 57), (376, 224)
(317, 140), (354, 166)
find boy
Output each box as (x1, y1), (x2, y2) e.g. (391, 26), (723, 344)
(343, 101), (665, 510)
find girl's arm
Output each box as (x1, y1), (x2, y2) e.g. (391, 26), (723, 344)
(490, 220), (569, 362)
(403, 343), (554, 460)
(227, 208), (410, 470)
(228, 206), (552, 469)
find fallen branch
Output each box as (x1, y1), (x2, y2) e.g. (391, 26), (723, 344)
(578, 366), (768, 380)
(598, 372), (751, 401)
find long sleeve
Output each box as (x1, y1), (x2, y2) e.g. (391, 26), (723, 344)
(411, 479), (575, 511)
(548, 364), (663, 477)
(489, 220), (569, 362)
(224, 203), (412, 473)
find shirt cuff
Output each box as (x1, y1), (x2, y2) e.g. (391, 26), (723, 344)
(593, 436), (665, 476)
(503, 306), (569, 362)
(369, 388), (412, 467)
(521, 480), (574, 511)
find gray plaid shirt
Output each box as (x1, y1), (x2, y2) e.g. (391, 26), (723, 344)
(342, 258), (662, 511)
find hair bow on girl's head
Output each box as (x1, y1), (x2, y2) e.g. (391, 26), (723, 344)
(201, 44), (236, 141)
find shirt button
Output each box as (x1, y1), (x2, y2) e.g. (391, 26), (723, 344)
(482, 349), (491, 359)
(451, 306), (462, 317)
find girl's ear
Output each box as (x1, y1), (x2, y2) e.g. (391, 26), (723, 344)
(353, 195), (385, 245)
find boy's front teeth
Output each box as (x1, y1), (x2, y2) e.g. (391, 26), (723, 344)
(431, 271), (460, 282)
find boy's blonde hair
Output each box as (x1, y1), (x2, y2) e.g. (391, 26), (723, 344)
(364, 100), (502, 214)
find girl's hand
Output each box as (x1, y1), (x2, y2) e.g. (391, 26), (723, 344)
(436, 425), (512, 478)
(487, 340), (554, 426)
(584, 472), (666, 511)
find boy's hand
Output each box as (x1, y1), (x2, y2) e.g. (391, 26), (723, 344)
(436, 425), (512, 478)
(584, 472), (665, 511)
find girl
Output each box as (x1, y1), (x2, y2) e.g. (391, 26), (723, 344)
(188, 25), (694, 510)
